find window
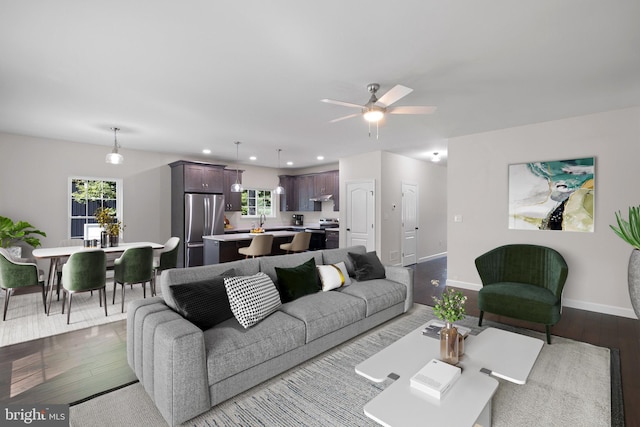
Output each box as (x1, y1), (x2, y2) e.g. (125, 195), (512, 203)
(241, 189), (274, 217)
(69, 177), (123, 238)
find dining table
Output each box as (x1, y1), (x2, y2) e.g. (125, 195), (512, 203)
(33, 241), (164, 315)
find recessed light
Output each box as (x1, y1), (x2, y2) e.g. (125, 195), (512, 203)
(317, 156), (324, 161)
(202, 149), (211, 154)
(250, 156), (257, 161)
(286, 161), (293, 166)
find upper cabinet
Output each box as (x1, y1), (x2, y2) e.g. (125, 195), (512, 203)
(279, 170), (339, 212)
(223, 169), (244, 211)
(170, 161), (226, 194)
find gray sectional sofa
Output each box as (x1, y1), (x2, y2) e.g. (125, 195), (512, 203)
(127, 245), (414, 425)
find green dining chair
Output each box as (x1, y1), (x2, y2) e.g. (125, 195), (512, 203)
(151, 237), (180, 296)
(61, 250), (107, 324)
(0, 248), (46, 321)
(112, 246), (154, 313)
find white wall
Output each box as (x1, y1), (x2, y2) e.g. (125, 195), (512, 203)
(340, 150), (448, 264)
(447, 107), (640, 319)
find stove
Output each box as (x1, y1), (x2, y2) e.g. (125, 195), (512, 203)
(305, 218), (339, 250)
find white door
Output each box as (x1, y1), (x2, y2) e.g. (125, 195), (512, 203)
(401, 182), (418, 266)
(346, 180), (375, 251)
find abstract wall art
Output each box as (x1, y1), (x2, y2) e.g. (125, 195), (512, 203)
(508, 157), (595, 232)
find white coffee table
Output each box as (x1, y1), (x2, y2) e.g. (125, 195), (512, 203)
(355, 322), (544, 427)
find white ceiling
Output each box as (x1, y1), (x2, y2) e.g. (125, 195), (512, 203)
(1, 1), (639, 168)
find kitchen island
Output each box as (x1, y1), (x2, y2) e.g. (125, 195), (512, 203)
(203, 230), (299, 264)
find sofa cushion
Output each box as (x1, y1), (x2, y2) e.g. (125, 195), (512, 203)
(348, 251), (386, 281)
(204, 311), (306, 384)
(279, 291), (366, 343)
(170, 268), (236, 330)
(322, 245), (366, 277)
(317, 262), (352, 291)
(224, 272), (282, 328)
(275, 257), (320, 303)
(339, 278), (407, 317)
(259, 251), (324, 285)
(162, 258), (260, 311)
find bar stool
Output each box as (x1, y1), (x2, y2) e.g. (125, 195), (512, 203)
(280, 232), (311, 254)
(238, 234), (273, 258)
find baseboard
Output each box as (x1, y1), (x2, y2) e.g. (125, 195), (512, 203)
(418, 252), (447, 263)
(562, 298), (638, 320)
(446, 280), (639, 319)
(445, 279), (481, 291)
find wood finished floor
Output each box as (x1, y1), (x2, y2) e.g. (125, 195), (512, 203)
(1, 257), (638, 425)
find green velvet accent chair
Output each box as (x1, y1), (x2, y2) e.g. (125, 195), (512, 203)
(61, 250), (107, 324)
(475, 244), (569, 344)
(113, 246), (154, 313)
(151, 237), (180, 296)
(0, 248), (46, 320)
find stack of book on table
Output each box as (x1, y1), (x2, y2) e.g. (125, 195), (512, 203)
(410, 358), (461, 399)
(422, 320), (471, 339)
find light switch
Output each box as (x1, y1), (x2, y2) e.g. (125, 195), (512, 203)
(454, 215), (463, 223)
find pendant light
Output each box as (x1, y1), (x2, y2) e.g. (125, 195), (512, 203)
(105, 127), (124, 164)
(274, 149), (285, 195)
(230, 141), (243, 193)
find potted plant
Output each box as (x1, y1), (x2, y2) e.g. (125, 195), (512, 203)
(610, 205), (640, 318)
(432, 288), (467, 365)
(0, 215), (47, 258)
(106, 220), (124, 247)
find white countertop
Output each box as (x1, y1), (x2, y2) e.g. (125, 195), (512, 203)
(204, 230), (299, 242)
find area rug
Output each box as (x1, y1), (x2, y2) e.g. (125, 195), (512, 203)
(0, 284), (160, 347)
(69, 304), (623, 427)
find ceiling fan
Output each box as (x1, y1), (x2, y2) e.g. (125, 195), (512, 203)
(321, 83), (437, 125)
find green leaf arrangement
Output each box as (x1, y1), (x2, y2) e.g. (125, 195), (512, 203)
(610, 206), (640, 250)
(432, 288), (467, 323)
(0, 215), (47, 248)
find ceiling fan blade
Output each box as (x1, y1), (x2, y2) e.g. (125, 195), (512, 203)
(376, 85), (413, 107)
(329, 113), (360, 123)
(321, 98), (363, 109)
(387, 106), (437, 115)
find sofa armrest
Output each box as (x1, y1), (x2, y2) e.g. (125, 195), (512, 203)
(127, 298), (210, 425)
(384, 265), (414, 312)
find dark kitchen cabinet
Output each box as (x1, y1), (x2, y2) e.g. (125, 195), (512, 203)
(278, 170), (339, 212)
(279, 175), (298, 212)
(325, 229), (339, 249)
(297, 175), (320, 212)
(181, 163), (225, 193)
(223, 169), (244, 211)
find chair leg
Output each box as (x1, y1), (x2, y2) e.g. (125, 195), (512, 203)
(66, 293), (72, 325)
(545, 325), (551, 344)
(3, 289), (10, 321)
(142, 281), (146, 298)
(121, 283), (126, 313)
(103, 288), (108, 317)
(41, 284), (46, 313)
(478, 311), (484, 326)
(61, 290), (67, 314)
(112, 280), (117, 305)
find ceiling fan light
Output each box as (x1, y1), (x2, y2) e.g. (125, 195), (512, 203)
(363, 109), (384, 123)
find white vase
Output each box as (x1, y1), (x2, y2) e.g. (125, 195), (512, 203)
(628, 249), (640, 318)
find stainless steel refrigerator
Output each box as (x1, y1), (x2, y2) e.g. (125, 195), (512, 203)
(183, 193), (224, 267)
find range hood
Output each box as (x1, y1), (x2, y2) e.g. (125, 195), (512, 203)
(309, 194), (333, 202)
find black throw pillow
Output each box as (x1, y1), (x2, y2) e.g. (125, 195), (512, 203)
(170, 268), (236, 330)
(348, 251), (386, 281)
(275, 257), (320, 303)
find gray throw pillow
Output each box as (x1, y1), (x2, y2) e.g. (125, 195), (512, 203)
(348, 251), (386, 281)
